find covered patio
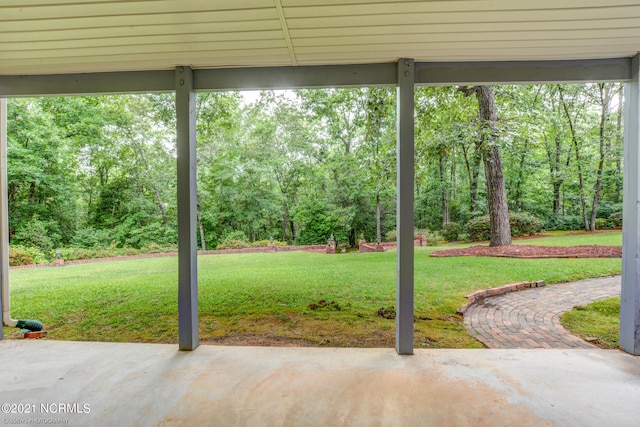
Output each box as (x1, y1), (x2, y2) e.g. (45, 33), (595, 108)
(1, 1), (640, 425)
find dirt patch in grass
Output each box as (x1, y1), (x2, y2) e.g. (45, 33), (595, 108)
(430, 245), (621, 259)
(307, 299), (341, 311)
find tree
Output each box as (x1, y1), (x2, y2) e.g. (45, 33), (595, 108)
(461, 86), (511, 246)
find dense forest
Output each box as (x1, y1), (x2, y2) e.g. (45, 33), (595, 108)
(4, 83), (624, 261)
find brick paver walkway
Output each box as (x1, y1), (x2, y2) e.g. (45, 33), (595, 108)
(464, 276), (621, 349)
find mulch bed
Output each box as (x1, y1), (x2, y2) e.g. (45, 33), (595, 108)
(430, 245), (621, 258)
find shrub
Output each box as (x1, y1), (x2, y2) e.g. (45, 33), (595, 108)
(594, 218), (610, 230)
(509, 212), (544, 237)
(143, 243), (178, 254)
(544, 215), (585, 231)
(426, 231), (442, 246)
(250, 239), (287, 248)
(384, 228), (423, 242)
(442, 222), (462, 242)
(12, 215), (54, 252)
(221, 230), (247, 242)
(9, 245), (48, 266)
(384, 230), (396, 242)
(607, 212), (622, 229)
(71, 227), (113, 248)
(465, 216), (491, 242)
(216, 240), (249, 250)
(466, 212), (544, 242)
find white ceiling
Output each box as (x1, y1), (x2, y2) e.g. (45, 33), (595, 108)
(1, 0), (640, 75)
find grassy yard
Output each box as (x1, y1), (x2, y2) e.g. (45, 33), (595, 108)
(2, 231), (622, 348)
(561, 297), (621, 349)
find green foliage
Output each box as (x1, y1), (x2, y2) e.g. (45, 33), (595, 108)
(56, 244), (177, 261)
(607, 212), (622, 229)
(465, 216), (492, 242)
(595, 218), (609, 230)
(4, 84), (626, 259)
(466, 212), (543, 242)
(442, 222), (462, 242)
(9, 245), (48, 266)
(383, 228), (422, 242)
(221, 231), (247, 243)
(12, 215), (55, 251)
(216, 231), (249, 250)
(426, 231), (442, 246)
(119, 222), (177, 249)
(544, 215), (585, 231)
(292, 198), (346, 245)
(509, 212), (544, 237)
(384, 230), (396, 242)
(250, 239), (287, 247)
(71, 227), (113, 248)
(215, 240), (249, 250)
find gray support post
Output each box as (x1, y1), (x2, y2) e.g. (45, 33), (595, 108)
(396, 59), (415, 355)
(176, 67), (199, 351)
(621, 54), (640, 355)
(0, 99), (6, 341)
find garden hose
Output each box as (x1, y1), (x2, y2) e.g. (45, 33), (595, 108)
(15, 319), (43, 332)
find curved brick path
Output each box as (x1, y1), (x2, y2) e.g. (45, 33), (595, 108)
(464, 276), (621, 349)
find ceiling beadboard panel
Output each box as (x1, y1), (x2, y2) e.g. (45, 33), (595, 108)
(0, 0), (639, 74)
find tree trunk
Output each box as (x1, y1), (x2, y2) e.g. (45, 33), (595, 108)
(376, 193), (382, 243)
(281, 199), (288, 242)
(471, 85), (511, 246)
(289, 220), (296, 243)
(614, 85), (623, 203)
(461, 143), (482, 214)
(547, 134), (563, 215)
(559, 87), (589, 230)
(439, 155), (450, 226)
(197, 201), (206, 251)
(513, 139), (529, 213)
(589, 84), (609, 231)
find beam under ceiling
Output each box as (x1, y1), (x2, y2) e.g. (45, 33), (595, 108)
(0, 59), (632, 97)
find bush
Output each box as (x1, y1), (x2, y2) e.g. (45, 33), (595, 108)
(509, 212), (544, 237)
(607, 212), (622, 229)
(465, 216), (491, 242)
(221, 231), (247, 242)
(250, 239), (287, 248)
(442, 222), (462, 242)
(466, 212), (544, 242)
(9, 246), (32, 266)
(384, 228), (422, 242)
(216, 240), (249, 250)
(426, 231), (442, 246)
(544, 215), (585, 231)
(384, 230), (396, 242)
(71, 227), (113, 248)
(594, 218), (610, 230)
(143, 243), (178, 254)
(9, 245), (48, 266)
(12, 215), (54, 252)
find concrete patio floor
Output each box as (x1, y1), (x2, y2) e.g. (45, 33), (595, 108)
(0, 340), (639, 427)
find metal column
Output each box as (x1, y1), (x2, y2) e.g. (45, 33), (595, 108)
(621, 54), (640, 355)
(396, 59), (415, 355)
(176, 67), (199, 351)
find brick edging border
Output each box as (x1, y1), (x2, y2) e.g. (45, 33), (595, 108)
(457, 280), (546, 314)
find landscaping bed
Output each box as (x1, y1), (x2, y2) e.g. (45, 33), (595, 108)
(430, 245), (621, 258)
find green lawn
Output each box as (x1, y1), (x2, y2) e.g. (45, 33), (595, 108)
(561, 297), (621, 349)
(2, 232), (622, 348)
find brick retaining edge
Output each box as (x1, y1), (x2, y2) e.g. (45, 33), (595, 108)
(457, 280), (546, 314)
